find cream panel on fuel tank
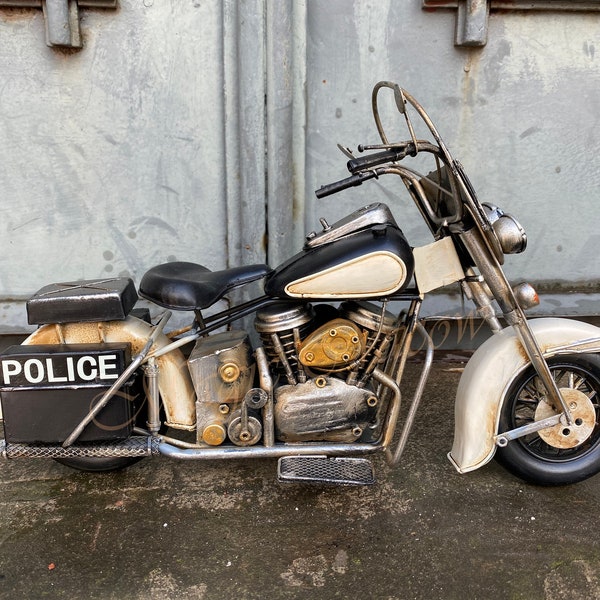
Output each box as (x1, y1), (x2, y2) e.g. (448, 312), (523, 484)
(284, 251), (409, 299)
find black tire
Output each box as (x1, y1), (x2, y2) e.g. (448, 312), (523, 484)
(54, 454), (144, 472)
(496, 354), (600, 485)
(54, 371), (159, 473)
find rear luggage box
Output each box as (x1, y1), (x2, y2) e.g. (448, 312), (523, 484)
(26, 278), (137, 325)
(0, 344), (134, 444)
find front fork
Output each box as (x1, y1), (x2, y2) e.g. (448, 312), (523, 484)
(459, 228), (575, 427)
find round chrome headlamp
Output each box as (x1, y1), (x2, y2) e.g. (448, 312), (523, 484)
(483, 203), (527, 255)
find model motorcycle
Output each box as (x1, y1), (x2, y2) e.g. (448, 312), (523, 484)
(2, 81), (600, 487)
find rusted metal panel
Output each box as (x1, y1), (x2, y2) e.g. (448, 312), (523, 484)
(457, 0), (489, 47)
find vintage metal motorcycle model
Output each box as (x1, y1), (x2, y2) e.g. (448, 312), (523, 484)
(2, 81), (600, 487)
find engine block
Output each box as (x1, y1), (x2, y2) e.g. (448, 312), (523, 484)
(188, 330), (255, 445)
(274, 376), (378, 442)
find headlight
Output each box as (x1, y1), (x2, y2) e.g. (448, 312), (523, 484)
(482, 203), (527, 255)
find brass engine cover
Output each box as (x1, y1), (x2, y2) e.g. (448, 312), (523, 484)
(298, 318), (366, 368)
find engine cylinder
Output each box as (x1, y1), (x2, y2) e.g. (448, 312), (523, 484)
(339, 301), (398, 382)
(339, 300), (397, 335)
(254, 303), (315, 383)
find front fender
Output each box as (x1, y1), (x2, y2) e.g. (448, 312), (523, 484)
(22, 317), (196, 430)
(449, 317), (600, 474)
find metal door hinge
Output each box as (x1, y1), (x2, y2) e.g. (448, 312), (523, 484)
(423, 0), (600, 47)
(0, 0), (117, 48)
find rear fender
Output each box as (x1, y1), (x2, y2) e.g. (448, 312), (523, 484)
(22, 316), (196, 430)
(449, 317), (600, 473)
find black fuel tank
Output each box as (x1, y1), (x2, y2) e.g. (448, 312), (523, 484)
(265, 225), (414, 300)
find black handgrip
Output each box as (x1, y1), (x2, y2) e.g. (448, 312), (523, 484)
(315, 171), (378, 199)
(346, 147), (408, 174)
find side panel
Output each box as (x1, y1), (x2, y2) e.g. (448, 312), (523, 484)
(449, 318), (600, 473)
(21, 317), (196, 430)
(413, 237), (465, 294)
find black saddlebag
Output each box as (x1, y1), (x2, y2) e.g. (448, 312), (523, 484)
(0, 344), (134, 444)
(26, 278), (138, 325)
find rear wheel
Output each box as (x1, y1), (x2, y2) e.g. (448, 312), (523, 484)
(54, 371), (160, 473)
(496, 354), (600, 485)
(55, 455), (143, 472)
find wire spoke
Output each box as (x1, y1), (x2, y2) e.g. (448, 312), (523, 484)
(509, 361), (600, 460)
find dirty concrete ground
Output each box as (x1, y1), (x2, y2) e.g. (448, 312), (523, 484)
(1, 361), (600, 600)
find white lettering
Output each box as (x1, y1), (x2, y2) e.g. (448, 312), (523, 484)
(24, 359), (44, 384)
(66, 356), (75, 381)
(98, 354), (119, 380)
(2, 360), (22, 385)
(2, 353), (123, 385)
(77, 356), (98, 381)
(45, 358), (68, 383)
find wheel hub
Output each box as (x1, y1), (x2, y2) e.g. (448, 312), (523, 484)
(535, 388), (596, 449)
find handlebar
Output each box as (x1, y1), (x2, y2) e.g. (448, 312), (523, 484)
(313, 82), (487, 234)
(315, 170), (381, 199)
(346, 147), (411, 174)
(316, 146), (414, 199)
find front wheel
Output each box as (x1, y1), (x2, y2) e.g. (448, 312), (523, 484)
(496, 354), (600, 485)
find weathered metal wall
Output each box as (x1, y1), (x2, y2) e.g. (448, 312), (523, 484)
(0, 1), (598, 332)
(303, 2), (600, 295)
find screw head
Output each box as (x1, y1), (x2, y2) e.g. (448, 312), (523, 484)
(219, 362), (240, 383)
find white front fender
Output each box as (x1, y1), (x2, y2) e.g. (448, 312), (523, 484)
(449, 317), (600, 474)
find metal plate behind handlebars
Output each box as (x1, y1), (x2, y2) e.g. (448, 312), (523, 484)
(305, 203), (398, 249)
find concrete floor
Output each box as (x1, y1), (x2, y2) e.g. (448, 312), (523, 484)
(1, 361), (600, 600)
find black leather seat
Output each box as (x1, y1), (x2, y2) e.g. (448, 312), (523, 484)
(139, 261), (272, 310)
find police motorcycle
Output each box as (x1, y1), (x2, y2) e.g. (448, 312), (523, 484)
(2, 81), (600, 487)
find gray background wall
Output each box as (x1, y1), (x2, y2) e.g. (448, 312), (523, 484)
(0, 1), (599, 333)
